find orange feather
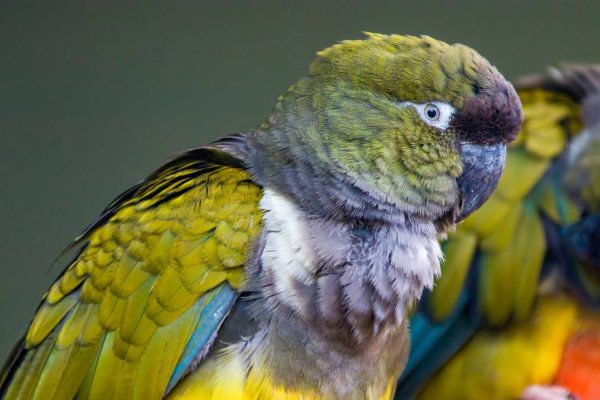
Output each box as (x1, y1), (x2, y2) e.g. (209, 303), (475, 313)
(554, 318), (600, 400)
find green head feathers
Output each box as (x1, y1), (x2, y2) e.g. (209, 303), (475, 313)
(310, 33), (492, 108)
(250, 33), (522, 226)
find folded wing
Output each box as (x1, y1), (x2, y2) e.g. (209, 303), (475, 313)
(0, 147), (263, 400)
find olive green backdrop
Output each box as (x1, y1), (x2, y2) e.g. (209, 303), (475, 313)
(1, 1), (598, 362)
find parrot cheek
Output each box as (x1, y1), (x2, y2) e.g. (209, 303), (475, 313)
(456, 142), (506, 222)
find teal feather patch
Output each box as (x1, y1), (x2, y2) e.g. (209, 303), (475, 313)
(164, 284), (237, 394)
(397, 292), (479, 399)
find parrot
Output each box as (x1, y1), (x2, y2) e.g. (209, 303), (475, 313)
(0, 33), (522, 400)
(395, 64), (600, 400)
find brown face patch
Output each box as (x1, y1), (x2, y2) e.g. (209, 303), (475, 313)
(450, 77), (523, 145)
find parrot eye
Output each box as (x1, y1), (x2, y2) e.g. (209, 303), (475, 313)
(424, 104), (440, 121)
(413, 101), (456, 130)
(397, 101), (456, 130)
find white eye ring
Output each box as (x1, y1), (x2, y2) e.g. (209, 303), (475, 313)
(398, 101), (456, 130)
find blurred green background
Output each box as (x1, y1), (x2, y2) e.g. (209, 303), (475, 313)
(1, 1), (598, 361)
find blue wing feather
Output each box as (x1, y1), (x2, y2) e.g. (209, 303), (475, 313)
(165, 284), (238, 394)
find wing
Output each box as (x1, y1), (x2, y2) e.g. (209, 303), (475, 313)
(0, 146), (263, 400)
(396, 68), (585, 399)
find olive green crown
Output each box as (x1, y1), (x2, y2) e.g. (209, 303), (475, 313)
(309, 33), (497, 108)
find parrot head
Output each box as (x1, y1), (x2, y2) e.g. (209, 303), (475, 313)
(249, 33), (522, 229)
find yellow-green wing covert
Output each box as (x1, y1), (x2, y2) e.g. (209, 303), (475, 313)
(0, 147), (263, 400)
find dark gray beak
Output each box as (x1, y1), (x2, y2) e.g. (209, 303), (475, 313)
(456, 143), (506, 222)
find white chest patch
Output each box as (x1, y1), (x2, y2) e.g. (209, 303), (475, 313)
(258, 189), (443, 316)
(259, 189), (317, 309)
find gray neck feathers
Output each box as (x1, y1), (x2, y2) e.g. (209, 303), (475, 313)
(250, 189), (441, 349)
(215, 127), (444, 344)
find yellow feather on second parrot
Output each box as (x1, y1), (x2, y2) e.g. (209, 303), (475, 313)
(418, 294), (579, 400)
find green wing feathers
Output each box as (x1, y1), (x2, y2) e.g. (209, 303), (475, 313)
(1, 148), (263, 400)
